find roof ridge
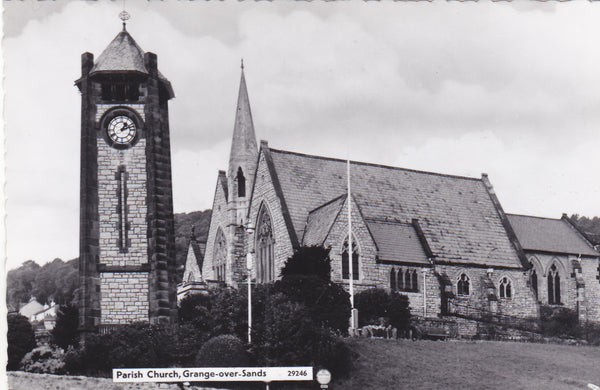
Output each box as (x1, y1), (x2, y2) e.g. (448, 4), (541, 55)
(307, 194), (346, 215)
(507, 213), (562, 221)
(268, 147), (482, 182)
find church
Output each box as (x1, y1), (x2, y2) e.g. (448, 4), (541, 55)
(182, 66), (600, 335)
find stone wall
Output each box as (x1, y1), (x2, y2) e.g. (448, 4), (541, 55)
(100, 273), (149, 324)
(246, 151), (295, 282)
(581, 257), (600, 323)
(528, 253), (577, 309)
(436, 264), (538, 320)
(201, 173), (229, 282)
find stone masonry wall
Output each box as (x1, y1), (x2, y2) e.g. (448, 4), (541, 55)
(323, 198), (378, 292)
(246, 152), (295, 282)
(100, 273), (149, 324)
(528, 253), (577, 309)
(436, 264), (538, 319)
(581, 257), (600, 323)
(202, 175), (229, 282)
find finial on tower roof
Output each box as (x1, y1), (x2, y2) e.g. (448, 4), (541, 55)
(119, 10), (130, 31)
(241, 58), (244, 70)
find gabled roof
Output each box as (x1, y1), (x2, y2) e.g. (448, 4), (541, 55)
(302, 195), (346, 247)
(507, 214), (598, 257)
(19, 299), (44, 319)
(366, 221), (430, 265)
(264, 146), (522, 268)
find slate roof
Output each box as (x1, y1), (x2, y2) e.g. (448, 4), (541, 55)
(366, 221), (430, 265)
(265, 147), (522, 268)
(302, 195), (346, 246)
(507, 214), (598, 257)
(89, 28), (174, 98)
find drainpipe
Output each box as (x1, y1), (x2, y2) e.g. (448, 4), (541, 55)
(423, 268), (427, 318)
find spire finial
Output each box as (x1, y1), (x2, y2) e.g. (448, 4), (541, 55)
(241, 58), (244, 70)
(119, 10), (130, 31)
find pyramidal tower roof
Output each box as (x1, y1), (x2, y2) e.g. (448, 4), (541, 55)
(88, 22), (174, 98)
(90, 26), (147, 75)
(228, 64), (258, 178)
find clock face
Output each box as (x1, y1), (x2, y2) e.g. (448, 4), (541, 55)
(107, 115), (137, 145)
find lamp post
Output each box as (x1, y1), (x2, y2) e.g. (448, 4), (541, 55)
(246, 222), (255, 344)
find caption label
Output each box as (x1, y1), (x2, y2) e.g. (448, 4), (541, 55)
(113, 367), (313, 382)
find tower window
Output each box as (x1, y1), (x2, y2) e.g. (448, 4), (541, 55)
(101, 82), (139, 102)
(548, 264), (561, 304)
(342, 238), (359, 280)
(457, 273), (470, 296)
(115, 166), (129, 252)
(237, 167), (246, 197)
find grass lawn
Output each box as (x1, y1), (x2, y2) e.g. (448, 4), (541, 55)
(334, 338), (600, 390)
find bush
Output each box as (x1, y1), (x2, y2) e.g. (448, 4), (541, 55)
(51, 304), (79, 350)
(540, 306), (579, 338)
(354, 288), (390, 327)
(7, 314), (36, 371)
(274, 246), (351, 335)
(20, 345), (65, 374)
(354, 288), (411, 332)
(64, 323), (177, 377)
(195, 335), (249, 367)
(251, 293), (352, 378)
(388, 292), (411, 332)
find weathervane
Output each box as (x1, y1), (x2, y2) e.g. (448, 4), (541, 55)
(119, 10), (130, 30)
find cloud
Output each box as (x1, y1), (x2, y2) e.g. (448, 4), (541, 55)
(4, 1), (600, 269)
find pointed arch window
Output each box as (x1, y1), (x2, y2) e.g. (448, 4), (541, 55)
(529, 261), (539, 299)
(397, 269), (404, 291)
(342, 238), (359, 280)
(256, 205), (275, 283)
(390, 268), (397, 291)
(548, 264), (561, 304)
(237, 167), (246, 198)
(499, 277), (512, 299)
(213, 228), (227, 282)
(457, 273), (470, 296)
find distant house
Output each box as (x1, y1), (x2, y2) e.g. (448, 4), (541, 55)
(18, 297), (60, 331)
(18, 297), (44, 320)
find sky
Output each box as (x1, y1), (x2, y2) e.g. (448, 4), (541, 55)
(3, 0), (600, 271)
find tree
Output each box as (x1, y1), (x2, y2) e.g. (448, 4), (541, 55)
(51, 305), (79, 350)
(274, 246), (351, 335)
(7, 314), (36, 370)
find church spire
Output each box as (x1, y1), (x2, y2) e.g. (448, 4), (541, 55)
(228, 62), (258, 185)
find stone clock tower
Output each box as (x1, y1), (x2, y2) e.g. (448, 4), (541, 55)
(76, 18), (177, 332)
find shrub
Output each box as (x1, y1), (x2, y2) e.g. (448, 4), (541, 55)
(251, 293), (352, 378)
(64, 322), (177, 377)
(354, 288), (411, 332)
(20, 345), (65, 374)
(354, 288), (390, 327)
(7, 314), (36, 371)
(51, 304), (79, 350)
(540, 306), (579, 338)
(195, 335), (249, 367)
(274, 246), (351, 335)
(388, 292), (411, 332)
(279, 246), (332, 281)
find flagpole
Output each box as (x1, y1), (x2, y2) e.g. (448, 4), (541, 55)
(347, 158), (355, 330)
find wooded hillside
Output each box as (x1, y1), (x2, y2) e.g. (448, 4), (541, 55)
(6, 210), (211, 310)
